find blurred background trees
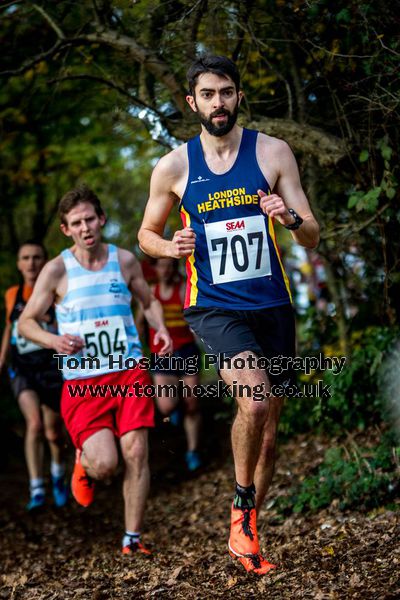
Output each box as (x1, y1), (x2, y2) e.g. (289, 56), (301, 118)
(1, 1), (399, 426)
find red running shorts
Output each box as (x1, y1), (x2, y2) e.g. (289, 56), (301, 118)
(61, 368), (155, 449)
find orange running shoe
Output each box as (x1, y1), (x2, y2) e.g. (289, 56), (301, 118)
(122, 541), (152, 556)
(229, 504), (259, 556)
(71, 449), (95, 507)
(229, 550), (276, 576)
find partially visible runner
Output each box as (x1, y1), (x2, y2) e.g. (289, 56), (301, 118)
(0, 241), (68, 511)
(137, 257), (202, 471)
(19, 185), (172, 555)
(138, 55), (320, 574)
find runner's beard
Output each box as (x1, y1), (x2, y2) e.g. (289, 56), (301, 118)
(196, 102), (239, 137)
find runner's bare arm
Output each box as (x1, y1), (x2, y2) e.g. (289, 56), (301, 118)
(138, 152), (196, 258)
(258, 139), (320, 249)
(119, 250), (172, 354)
(18, 259), (84, 355)
(134, 303), (146, 344)
(134, 283), (156, 344)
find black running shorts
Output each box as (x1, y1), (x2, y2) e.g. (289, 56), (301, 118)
(184, 304), (296, 388)
(9, 365), (63, 412)
(151, 341), (201, 376)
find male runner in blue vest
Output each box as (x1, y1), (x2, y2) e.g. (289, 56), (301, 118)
(138, 55), (320, 574)
(19, 185), (172, 556)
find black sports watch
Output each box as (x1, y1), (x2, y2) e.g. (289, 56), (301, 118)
(284, 208), (303, 230)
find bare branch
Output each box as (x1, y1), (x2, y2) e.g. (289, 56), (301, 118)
(359, 12), (400, 58)
(47, 73), (165, 117)
(306, 40), (376, 60)
(0, 0), (24, 10)
(235, 19), (294, 120)
(321, 202), (391, 240)
(32, 3), (65, 39)
(244, 116), (346, 166)
(1, 25), (186, 114)
(179, 0), (203, 22)
(74, 30), (187, 113)
(349, 94), (399, 115)
(0, 40), (63, 78)
(376, 35), (400, 57)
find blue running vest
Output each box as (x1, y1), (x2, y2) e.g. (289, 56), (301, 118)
(180, 128), (292, 309)
(56, 244), (142, 380)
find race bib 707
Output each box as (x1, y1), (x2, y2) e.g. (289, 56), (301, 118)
(205, 215), (271, 285)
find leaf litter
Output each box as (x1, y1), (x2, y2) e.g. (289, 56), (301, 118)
(0, 424), (398, 599)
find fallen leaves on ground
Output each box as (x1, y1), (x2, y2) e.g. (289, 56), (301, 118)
(0, 425), (398, 599)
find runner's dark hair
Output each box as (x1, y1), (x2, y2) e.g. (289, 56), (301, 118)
(18, 240), (48, 260)
(58, 184), (105, 225)
(154, 257), (181, 284)
(186, 55), (240, 95)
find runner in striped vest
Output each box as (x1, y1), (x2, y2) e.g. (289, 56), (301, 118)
(56, 243), (143, 380)
(19, 185), (172, 557)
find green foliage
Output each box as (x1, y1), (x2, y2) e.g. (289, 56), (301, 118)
(208, 325), (399, 435)
(279, 395), (316, 437)
(278, 432), (399, 514)
(316, 326), (400, 431)
(336, 8), (351, 23)
(348, 137), (398, 211)
(0, 50), (163, 299)
(377, 338), (400, 438)
(347, 186), (381, 212)
(1, 0), (400, 342)
(278, 326), (400, 437)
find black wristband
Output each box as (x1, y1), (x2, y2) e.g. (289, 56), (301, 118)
(284, 208), (303, 230)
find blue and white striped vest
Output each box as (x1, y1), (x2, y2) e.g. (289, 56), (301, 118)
(56, 244), (142, 380)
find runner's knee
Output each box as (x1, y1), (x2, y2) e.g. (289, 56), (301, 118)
(26, 418), (43, 438)
(121, 435), (148, 469)
(44, 426), (61, 445)
(89, 455), (118, 480)
(157, 397), (178, 416)
(183, 395), (198, 414)
(237, 398), (269, 423)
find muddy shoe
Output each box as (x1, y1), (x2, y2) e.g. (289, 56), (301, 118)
(229, 549), (276, 575)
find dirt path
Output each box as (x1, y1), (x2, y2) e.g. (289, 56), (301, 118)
(0, 427), (399, 599)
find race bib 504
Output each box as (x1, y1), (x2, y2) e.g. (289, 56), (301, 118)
(79, 316), (128, 369)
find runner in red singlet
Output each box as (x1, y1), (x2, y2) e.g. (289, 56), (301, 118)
(146, 258), (202, 471)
